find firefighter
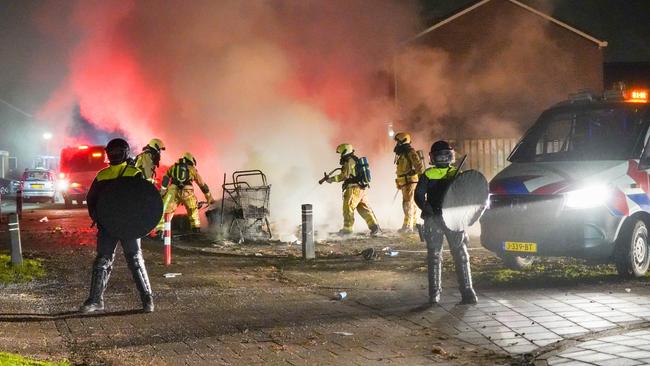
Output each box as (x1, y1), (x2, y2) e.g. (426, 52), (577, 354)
(135, 138), (165, 183)
(81, 138), (154, 313)
(415, 140), (477, 305)
(325, 143), (380, 236)
(156, 152), (215, 233)
(393, 132), (425, 233)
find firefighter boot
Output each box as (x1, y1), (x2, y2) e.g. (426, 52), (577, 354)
(80, 256), (113, 313)
(126, 252), (154, 313)
(453, 246), (478, 305)
(427, 250), (442, 304)
(369, 224), (381, 236)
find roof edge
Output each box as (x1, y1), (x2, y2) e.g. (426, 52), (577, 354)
(408, 0), (608, 48)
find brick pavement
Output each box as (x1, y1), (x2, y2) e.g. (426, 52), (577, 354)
(543, 329), (650, 365)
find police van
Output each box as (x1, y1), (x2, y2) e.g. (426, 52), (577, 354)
(480, 86), (650, 277)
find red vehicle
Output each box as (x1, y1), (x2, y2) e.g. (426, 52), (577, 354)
(58, 145), (107, 208)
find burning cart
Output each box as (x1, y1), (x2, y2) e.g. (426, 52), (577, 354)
(220, 170), (272, 241)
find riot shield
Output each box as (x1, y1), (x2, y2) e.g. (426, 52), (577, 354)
(96, 177), (163, 240)
(441, 170), (489, 232)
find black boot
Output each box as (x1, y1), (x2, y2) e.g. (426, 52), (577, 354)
(453, 244), (478, 305)
(369, 224), (381, 236)
(427, 250), (443, 304)
(80, 256), (113, 313)
(126, 251), (154, 313)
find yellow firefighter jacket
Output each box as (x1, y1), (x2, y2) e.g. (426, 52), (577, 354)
(395, 147), (425, 188)
(164, 162), (213, 201)
(135, 151), (156, 182)
(332, 156), (359, 190)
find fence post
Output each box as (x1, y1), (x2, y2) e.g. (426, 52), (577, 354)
(8, 213), (22, 266)
(16, 189), (23, 219)
(302, 204), (315, 260)
(163, 213), (172, 265)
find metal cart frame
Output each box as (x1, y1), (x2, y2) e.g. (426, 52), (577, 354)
(221, 170), (272, 241)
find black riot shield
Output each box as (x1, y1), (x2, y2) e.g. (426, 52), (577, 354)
(96, 177), (163, 240)
(441, 170), (489, 232)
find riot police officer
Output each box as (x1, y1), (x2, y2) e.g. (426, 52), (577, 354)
(415, 140), (477, 305)
(81, 138), (154, 313)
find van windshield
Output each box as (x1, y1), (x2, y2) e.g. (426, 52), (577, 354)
(510, 105), (649, 162)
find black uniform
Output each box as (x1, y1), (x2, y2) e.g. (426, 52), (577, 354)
(81, 161), (154, 313)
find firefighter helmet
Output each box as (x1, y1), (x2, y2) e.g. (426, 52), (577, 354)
(336, 143), (354, 156)
(105, 138), (130, 165)
(182, 152), (197, 166)
(147, 138), (165, 152)
(394, 132), (411, 145)
(430, 140), (455, 167)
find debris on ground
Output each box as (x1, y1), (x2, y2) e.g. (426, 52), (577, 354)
(334, 291), (347, 300)
(431, 345), (448, 356)
(163, 273), (182, 278)
(333, 332), (353, 336)
(39, 216), (49, 223)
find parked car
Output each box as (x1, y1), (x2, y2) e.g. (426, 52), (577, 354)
(481, 86), (650, 277)
(21, 168), (56, 203)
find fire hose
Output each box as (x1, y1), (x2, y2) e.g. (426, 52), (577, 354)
(318, 168), (342, 185)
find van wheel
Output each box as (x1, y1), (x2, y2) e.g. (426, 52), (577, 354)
(501, 254), (535, 270)
(615, 219), (650, 278)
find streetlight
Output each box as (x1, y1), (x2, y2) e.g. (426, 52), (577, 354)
(43, 132), (52, 157)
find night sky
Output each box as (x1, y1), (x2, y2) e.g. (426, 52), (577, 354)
(420, 0), (650, 62)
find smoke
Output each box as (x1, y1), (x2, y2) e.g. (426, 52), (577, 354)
(395, 3), (577, 141)
(32, 0), (420, 236)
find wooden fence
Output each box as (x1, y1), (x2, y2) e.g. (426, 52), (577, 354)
(450, 138), (520, 181)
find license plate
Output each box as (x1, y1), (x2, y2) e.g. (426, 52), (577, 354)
(504, 241), (537, 253)
(31, 184), (44, 189)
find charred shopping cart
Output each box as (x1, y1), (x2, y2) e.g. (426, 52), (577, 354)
(220, 170), (272, 242)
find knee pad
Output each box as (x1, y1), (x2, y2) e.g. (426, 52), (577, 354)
(94, 255), (113, 270)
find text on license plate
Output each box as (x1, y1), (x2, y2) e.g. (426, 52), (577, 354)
(31, 184), (44, 189)
(504, 241), (537, 253)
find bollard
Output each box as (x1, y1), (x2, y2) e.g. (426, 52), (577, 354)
(8, 214), (23, 266)
(302, 204), (315, 260)
(16, 189), (22, 219)
(163, 213), (172, 265)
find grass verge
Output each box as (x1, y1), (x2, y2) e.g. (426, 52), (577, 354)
(0, 254), (45, 284)
(0, 352), (68, 366)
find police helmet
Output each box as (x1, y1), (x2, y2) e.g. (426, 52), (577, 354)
(430, 140), (455, 167)
(106, 138), (130, 165)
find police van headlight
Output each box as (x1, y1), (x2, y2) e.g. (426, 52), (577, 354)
(565, 184), (610, 209)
